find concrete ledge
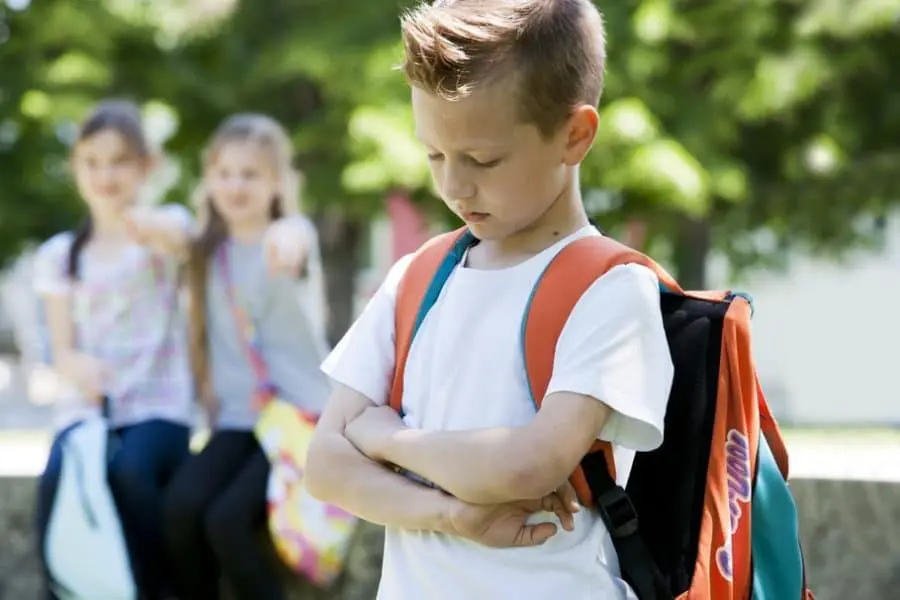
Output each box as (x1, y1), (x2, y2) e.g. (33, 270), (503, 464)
(0, 475), (383, 600)
(792, 478), (900, 600)
(2, 475), (897, 599)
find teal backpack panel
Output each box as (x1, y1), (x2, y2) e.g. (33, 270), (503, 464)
(751, 432), (805, 599)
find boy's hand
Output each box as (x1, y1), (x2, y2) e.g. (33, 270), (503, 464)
(262, 218), (308, 277)
(344, 405), (405, 461)
(57, 351), (108, 404)
(449, 488), (579, 547)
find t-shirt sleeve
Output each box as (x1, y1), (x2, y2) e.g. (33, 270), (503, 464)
(32, 233), (75, 298)
(545, 263), (674, 452)
(319, 254), (413, 406)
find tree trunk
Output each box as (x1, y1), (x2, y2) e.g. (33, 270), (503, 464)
(315, 211), (364, 347)
(672, 215), (711, 290)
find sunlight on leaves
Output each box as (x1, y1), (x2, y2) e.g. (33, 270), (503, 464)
(106, 0), (237, 46)
(803, 134), (845, 175)
(627, 139), (710, 216)
(343, 104), (430, 193)
(44, 52), (111, 87)
(598, 97), (661, 145)
(633, 0), (673, 44)
(710, 163), (748, 203)
(797, 0), (900, 37)
(32, 4), (113, 51)
(20, 91), (52, 119)
(738, 48), (831, 120)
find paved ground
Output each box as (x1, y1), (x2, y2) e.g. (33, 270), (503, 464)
(7, 429), (900, 480)
(2, 354), (899, 481)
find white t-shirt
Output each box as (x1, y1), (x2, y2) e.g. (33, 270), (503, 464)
(32, 206), (195, 431)
(322, 226), (674, 600)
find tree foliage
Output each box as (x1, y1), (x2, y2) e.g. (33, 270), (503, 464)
(2, 0), (899, 309)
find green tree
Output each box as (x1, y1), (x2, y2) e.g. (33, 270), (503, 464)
(585, 0), (900, 287)
(3, 0), (900, 327)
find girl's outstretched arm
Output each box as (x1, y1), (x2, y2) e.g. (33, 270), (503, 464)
(262, 215), (315, 277)
(124, 204), (195, 259)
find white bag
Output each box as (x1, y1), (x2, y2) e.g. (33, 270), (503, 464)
(44, 415), (136, 600)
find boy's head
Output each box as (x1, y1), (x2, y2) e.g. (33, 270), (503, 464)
(401, 0), (606, 241)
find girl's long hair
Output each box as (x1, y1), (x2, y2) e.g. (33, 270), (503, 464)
(187, 113), (301, 399)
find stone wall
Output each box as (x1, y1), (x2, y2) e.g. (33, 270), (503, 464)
(0, 475), (383, 600)
(2, 475), (897, 599)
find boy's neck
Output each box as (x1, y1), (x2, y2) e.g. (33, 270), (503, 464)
(478, 180), (590, 262)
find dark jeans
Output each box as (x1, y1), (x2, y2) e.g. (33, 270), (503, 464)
(35, 418), (191, 600)
(162, 430), (283, 600)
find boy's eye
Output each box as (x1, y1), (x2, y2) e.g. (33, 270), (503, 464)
(426, 153), (444, 162)
(472, 157), (502, 168)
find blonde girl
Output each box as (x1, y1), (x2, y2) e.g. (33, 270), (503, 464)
(159, 114), (331, 600)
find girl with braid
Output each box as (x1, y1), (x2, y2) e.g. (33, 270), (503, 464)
(33, 99), (194, 600)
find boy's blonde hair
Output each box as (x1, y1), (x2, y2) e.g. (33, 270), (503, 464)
(401, 0), (607, 137)
(187, 113), (301, 397)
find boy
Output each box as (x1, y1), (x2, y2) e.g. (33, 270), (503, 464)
(306, 0), (674, 598)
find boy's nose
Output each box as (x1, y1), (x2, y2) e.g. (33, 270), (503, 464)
(441, 170), (476, 201)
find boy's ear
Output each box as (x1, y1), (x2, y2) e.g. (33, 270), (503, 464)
(561, 104), (599, 166)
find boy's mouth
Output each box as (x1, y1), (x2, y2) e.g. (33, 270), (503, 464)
(462, 211), (490, 223)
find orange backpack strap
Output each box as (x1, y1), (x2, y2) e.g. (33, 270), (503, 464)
(522, 234), (680, 507)
(389, 227), (473, 414)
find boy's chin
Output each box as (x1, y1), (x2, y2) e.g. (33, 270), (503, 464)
(461, 220), (501, 240)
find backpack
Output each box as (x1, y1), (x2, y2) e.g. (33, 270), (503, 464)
(44, 409), (136, 600)
(390, 227), (815, 600)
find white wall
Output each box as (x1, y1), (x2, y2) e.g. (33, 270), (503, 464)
(721, 218), (900, 426)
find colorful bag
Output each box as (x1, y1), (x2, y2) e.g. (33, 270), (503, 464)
(217, 244), (357, 588)
(391, 228), (815, 600)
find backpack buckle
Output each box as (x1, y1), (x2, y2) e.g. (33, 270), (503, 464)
(595, 486), (639, 539)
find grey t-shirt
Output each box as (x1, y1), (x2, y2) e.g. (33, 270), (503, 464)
(207, 227), (331, 430)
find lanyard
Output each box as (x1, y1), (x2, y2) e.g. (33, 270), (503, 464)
(216, 243), (277, 407)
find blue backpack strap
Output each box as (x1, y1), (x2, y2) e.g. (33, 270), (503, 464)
(388, 228), (476, 414)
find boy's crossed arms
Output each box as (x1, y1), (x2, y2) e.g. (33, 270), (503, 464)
(307, 382), (610, 548)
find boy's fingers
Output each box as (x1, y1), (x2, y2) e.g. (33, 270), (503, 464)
(558, 481), (580, 512)
(519, 522), (557, 546)
(539, 492), (575, 532)
(552, 494), (576, 532)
